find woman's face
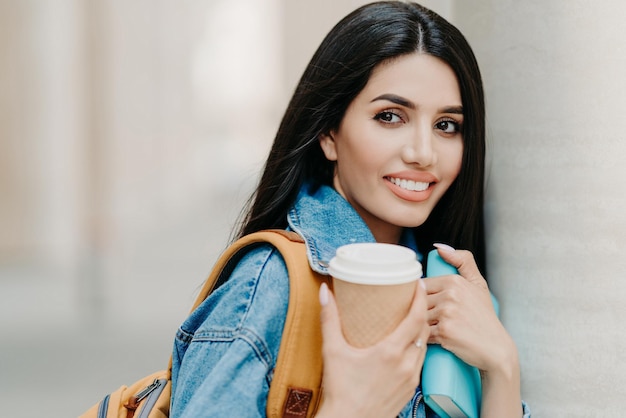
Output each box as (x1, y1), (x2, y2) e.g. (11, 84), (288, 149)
(320, 53), (464, 244)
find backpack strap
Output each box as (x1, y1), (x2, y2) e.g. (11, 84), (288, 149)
(256, 231), (328, 418)
(175, 230), (328, 417)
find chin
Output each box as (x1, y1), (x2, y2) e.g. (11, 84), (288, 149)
(390, 214), (430, 229)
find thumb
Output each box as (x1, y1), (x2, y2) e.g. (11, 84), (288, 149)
(433, 244), (486, 287)
(319, 282), (346, 346)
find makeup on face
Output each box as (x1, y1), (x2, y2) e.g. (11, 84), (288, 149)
(320, 52), (464, 243)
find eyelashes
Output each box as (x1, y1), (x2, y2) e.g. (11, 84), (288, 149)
(373, 110), (463, 134)
(373, 110), (403, 124)
(435, 118), (463, 134)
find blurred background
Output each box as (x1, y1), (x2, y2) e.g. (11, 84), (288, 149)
(2, 1), (626, 417)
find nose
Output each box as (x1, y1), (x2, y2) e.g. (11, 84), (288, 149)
(401, 124), (436, 167)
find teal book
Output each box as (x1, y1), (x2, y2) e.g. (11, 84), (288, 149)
(422, 249), (499, 418)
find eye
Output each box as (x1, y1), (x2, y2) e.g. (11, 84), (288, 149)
(373, 110), (403, 124)
(435, 119), (462, 134)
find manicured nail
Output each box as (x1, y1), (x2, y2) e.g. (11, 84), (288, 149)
(433, 243), (455, 253)
(419, 279), (426, 290)
(319, 282), (329, 306)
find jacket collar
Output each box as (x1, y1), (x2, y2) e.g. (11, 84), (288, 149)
(287, 183), (419, 275)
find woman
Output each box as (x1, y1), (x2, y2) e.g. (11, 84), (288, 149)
(171, 2), (529, 417)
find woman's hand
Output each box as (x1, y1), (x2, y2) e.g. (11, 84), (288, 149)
(315, 280), (429, 418)
(423, 245), (512, 371)
(424, 245), (522, 418)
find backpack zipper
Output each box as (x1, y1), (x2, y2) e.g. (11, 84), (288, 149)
(124, 379), (165, 418)
(135, 379), (162, 402)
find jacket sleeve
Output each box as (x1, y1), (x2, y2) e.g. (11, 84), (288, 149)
(170, 245), (290, 418)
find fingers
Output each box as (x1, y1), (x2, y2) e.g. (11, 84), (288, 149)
(410, 339), (428, 384)
(320, 278), (430, 366)
(319, 282), (346, 351)
(411, 318), (430, 383)
(432, 244), (487, 288)
(427, 320), (450, 346)
(421, 276), (448, 295)
(411, 321), (430, 355)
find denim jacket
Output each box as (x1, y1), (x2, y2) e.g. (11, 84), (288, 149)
(170, 183), (530, 417)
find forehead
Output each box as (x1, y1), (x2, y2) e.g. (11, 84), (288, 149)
(361, 53), (461, 106)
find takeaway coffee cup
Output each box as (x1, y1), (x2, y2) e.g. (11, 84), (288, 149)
(328, 243), (422, 348)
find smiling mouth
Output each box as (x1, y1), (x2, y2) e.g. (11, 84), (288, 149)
(386, 176), (431, 192)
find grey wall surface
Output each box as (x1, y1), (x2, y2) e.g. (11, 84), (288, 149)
(452, 1), (626, 416)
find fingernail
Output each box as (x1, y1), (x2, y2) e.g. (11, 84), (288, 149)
(433, 243), (455, 253)
(319, 282), (329, 306)
(419, 279), (426, 290)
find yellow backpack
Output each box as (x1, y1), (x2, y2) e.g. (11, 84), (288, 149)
(80, 230), (328, 418)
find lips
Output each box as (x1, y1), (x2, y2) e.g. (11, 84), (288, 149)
(387, 176), (430, 192)
(384, 172), (437, 202)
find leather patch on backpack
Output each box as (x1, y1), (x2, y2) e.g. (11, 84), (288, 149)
(283, 387), (313, 418)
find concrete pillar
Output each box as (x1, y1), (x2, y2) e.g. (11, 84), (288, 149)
(453, 1), (626, 415)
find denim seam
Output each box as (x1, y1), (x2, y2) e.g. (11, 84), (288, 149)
(288, 207), (324, 273)
(238, 246), (276, 327)
(176, 328), (194, 344)
(192, 327), (273, 369)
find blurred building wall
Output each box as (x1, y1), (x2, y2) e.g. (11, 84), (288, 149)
(2, 0), (626, 416)
(0, 0), (285, 330)
(0, 0), (87, 266)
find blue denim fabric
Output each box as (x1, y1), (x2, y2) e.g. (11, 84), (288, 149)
(170, 183), (530, 417)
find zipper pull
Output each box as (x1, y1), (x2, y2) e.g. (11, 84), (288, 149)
(134, 379), (162, 402)
(124, 379), (162, 418)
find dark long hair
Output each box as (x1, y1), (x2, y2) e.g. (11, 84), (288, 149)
(237, 1), (487, 275)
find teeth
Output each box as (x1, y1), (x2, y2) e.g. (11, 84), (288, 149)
(389, 177), (429, 192)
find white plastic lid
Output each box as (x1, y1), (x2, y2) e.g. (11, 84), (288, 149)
(328, 243), (422, 285)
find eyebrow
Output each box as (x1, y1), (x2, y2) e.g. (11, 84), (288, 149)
(441, 105), (463, 115)
(371, 94), (415, 109)
(371, 93), (464, 115)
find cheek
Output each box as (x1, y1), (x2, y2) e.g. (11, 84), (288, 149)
(337, 133), (382, 169)
(442, 141), (464, 180)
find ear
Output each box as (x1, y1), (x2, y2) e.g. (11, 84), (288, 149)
(319, 132), (338, 162)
